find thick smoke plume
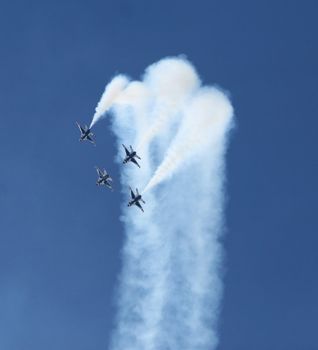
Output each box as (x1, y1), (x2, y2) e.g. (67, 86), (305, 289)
(89, 75), (129, 129)
(136, 58), (200, 152)
(143, 87), (233, 193)
(107, 57), (233, 350)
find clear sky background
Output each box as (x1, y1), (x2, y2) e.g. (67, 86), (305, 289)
(0, 1), (317, 349)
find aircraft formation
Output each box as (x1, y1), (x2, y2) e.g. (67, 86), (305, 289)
(76, 122), (145, 212)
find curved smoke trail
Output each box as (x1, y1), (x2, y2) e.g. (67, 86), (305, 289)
(107, 57), (233, 350)
(136, 58), (200, 153)
(143, 87), (233, 193)
(89, 75), (129, 129)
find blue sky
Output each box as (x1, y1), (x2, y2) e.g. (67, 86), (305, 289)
(0, 1), (317, 349)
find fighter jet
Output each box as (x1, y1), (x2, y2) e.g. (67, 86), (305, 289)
(95, 167), (113, 190)
(128, 187), (145, 212)
(122, 144), (141, 168)
(76, 122), (95, 145)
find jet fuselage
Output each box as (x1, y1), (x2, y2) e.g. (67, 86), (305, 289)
(123, 152), (137, 164)
(81, 129), (92, 140)
(128, 194), (142, 207)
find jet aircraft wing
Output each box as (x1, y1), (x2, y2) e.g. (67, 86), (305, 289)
(76, 122), (85, 134)
(130, 187), (135, 199)
(122, 144), (130, 156)
(87, 135), (96, 145)
(131, 158), (141, 168)
(105, 181), (113, 189)
(135, 201), (144, 212)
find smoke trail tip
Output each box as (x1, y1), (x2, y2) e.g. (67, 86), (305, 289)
(89, 75), (130, 128)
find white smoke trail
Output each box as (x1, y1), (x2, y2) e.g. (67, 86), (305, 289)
(143, 87), (233, 193)
(136, 58), (200, 153)
(108, 57), (233, 350)
(89, 75), (129, 129)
